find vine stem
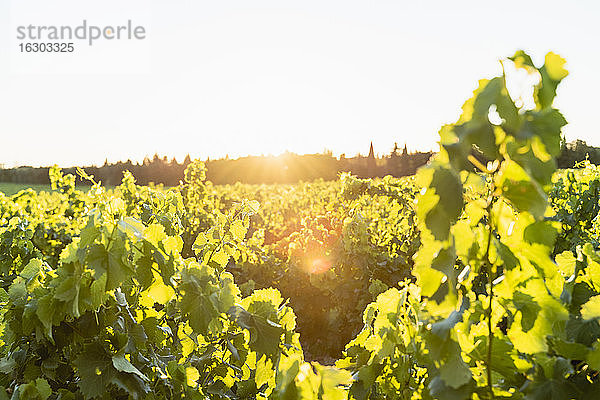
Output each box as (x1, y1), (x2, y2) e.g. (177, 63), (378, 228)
(487, 64), (506, 398)
(484, 189), (496, 399)
(487, 260), (494, 398)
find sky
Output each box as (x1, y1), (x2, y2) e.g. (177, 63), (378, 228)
(0, 0), (599, 167)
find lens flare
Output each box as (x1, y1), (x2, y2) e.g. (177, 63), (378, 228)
(307, 258), (332, 274)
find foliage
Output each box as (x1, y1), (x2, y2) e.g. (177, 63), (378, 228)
(3, 50), (600, 400)
(0, 169), (349, 399)
(218, 175), (419, 360)
(406, 50), (600, 399)
(550, 162), (600, 254)
(336, 282), (425, 399)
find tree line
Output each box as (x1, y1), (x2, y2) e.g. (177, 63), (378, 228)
(0, 143), (432, 186)
(0, 139), (596, 186)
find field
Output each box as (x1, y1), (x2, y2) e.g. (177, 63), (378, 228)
(0, 183), (53, 196)
(0, 183), (122, 197)
(3, 51), (600, 399)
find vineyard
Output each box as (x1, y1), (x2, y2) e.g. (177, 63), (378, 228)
(2, 51), (600, 399)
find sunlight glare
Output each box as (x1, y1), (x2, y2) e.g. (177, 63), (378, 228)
(306, 258), (332, 274)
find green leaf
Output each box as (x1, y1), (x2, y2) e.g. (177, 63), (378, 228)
(428, 376), (475, 400)
(185, 366), (200, 387)
(510, 50), (536, 69)
(87, 240), (132, 291)
(439, 350), (472, 390)
(230, 220), (247, 242)
(586, 341), (600, 371)
(89, 273), (107, 309)
(350, 363), (384, 399)
(451, 120), (498, 161)
(417, 163), (463, 241)
(513, 291), (542, 332)
(312, 363), (353, 400)
(179, 267), (220, 335)
(8, 278), (27, 304)
(144, 224), (166, 247)
(227, 305), (283, 356)
(79, 216), (101, 247)
(413, 240), (447, 297)
(112, 354), (149, 381)
(54, 276), (78, 302)
(496, 160), (547, 219)
(425, 306), (472, 390)
(431, 245), (457, 282)
(548, 337), (589, 360)
(506, 140), (556, 187)
(0, 357), (16, 374)
(508, 279), (568, 353)
(217, 272), (239, 313)
(473, 77), (520, 134)
(0, 288), (8, 303)
(524, 358), (576, 400)
(555, 251), (576, 278)
(523, 221), (558, 248)
(36, 294), (55, 339)
(581, 295), (600, 321)
(470, 337), (522, 385)
(16, 378), (52, 400)
(537, 52), (568, 109)
(110, 374), (150, 399)
(73, 343), (116, 399)
(20, 258), (43, 280)
(521, 109), (567, 158)
(35, 378), (52, 400)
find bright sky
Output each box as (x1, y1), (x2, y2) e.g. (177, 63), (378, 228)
(0, 0), (598, 167)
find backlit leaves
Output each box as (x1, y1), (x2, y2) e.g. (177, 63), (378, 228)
(416, 164), (463, 241)
(414, 50), (573, 399)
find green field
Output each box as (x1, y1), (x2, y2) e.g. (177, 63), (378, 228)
(0, 183), (125, 196)
(0, 182), (53, 195)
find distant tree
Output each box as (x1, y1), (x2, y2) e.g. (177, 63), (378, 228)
(366, 142), (377, 177)
(558, 139), (600, 168)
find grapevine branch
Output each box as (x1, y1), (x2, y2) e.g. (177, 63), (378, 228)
(484, 178), (496, 398)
